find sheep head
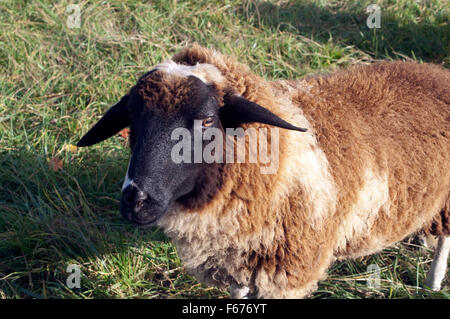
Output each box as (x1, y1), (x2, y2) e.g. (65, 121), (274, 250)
(77, 62), (307, 227)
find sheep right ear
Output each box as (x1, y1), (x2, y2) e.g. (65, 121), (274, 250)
(77, 96), (130, 147)
(219, 94), (308, 132)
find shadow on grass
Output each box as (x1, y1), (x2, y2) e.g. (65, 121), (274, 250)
(0, 149), (444, 299)
(0, 148), (168, 298)
(240, 1), (449, 64)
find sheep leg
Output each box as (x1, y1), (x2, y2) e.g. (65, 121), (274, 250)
(230, 283), (250, 299)
(424, 236), (450, 291)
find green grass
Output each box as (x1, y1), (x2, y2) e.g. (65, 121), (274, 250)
(0, 0), (448, 299)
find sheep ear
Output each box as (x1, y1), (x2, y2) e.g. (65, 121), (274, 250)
(219, 94), (307, 132)
(77, 96), (130, 147)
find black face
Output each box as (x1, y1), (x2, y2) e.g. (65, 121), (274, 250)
(120, 76), (222, 226)
(76, 68), (307, 227)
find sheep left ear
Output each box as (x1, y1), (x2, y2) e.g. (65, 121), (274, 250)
(219, 94), (307, 132)
(77, 95), (130, 147)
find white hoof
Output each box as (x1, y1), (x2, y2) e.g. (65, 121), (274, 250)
(230, 284), (250, 299)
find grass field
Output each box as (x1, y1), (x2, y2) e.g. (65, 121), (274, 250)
(0, 0), (449, 299)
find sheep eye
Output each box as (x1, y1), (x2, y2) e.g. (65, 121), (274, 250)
(202, 117), (215, 127)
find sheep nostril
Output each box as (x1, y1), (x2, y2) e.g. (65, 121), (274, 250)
(136, 200), (145, 210)
(137, 191), (148, 202)
(134, 191), (148, 211)
(122, 187), (149, 209)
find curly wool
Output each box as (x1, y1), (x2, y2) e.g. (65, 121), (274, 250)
(157, 44), (450, 298)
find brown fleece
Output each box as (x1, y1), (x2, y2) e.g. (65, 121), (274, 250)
(292, 61), (450, 256)
(137, 71), (202, 113)
(422, 195), (450, 236)
(156, 44), (449, 298)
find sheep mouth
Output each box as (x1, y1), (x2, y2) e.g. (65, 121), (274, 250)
(119, 192), (171, 227)
(120, 208), (166, 228)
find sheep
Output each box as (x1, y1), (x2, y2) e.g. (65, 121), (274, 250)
(77, 44), (450, 298)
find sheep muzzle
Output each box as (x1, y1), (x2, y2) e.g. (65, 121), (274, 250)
(120, 183), (170, 226)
